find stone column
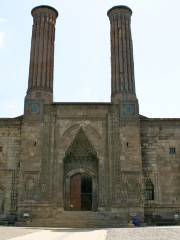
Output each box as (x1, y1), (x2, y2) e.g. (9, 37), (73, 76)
(107, 6), (136, 103)
(26, 5), (58, 103)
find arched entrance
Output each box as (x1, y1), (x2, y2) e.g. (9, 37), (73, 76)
(63, 128), (98, 211)
(70, 173), (92, 211)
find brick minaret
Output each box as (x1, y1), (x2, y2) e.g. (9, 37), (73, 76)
(107, 6), (138, 110)
(25, 5), (58, 108)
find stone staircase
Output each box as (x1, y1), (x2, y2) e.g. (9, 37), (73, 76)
(25, 211), (127, 228)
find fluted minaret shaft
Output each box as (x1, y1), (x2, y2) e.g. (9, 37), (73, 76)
(26, 6), (58, 103)
(108, 6), (136, 101)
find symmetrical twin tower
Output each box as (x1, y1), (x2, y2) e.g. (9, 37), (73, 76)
(25, 5), (138, 116)
(6, 4), (180, 227)
(1, 3), (179, 227)
(19, 5), (144, 226)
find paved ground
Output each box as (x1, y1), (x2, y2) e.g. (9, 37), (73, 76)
(0, 227), (39, 240)
(1, 226), (180, 240)
(107, 227), (180, 240)
(0, 227), (107, 240)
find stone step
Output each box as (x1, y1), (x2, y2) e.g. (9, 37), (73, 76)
(27, 220), (125, 228)
(22, 211), (127, 228)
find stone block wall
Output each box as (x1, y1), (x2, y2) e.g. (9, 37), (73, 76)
(42, 103), (111, 210)
(0, 118), (21, 214)
(141, 117), (180, 218)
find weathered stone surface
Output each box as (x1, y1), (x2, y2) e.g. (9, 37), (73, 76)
(0, 5), (180, 227)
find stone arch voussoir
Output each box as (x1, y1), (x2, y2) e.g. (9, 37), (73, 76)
(60, 123), (102, 158)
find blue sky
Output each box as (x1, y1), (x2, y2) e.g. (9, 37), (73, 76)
(0, 0), (180, 118)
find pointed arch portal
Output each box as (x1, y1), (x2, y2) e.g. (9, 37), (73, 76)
(64, 128), (98, 211)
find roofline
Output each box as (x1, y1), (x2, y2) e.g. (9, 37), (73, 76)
(52, 102), (112, 105)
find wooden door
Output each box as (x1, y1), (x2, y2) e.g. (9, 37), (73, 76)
(70, 174), (81, 210)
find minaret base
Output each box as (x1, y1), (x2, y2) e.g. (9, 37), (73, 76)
(112, 93), (139, 118)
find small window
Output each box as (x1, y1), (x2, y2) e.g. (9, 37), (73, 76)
(0, 146), (2, 153)
(169, 147), (176, 155)
(145, 179), (154, 201)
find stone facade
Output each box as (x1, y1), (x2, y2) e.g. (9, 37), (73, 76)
(0, 5), (180, 226)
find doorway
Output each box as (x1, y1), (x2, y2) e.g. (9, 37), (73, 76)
(70, 173), (92, 211)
